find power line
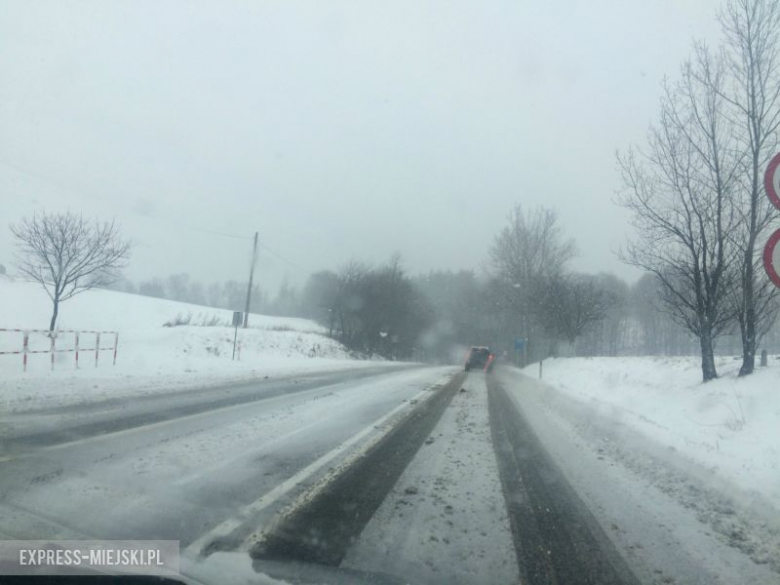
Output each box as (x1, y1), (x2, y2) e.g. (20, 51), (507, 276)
(256, 239), (305, 270)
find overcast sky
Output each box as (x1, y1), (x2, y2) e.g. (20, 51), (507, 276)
(0, 0), (722, 294)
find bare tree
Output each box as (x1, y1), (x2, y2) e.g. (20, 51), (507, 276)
(332, 260), (370, 349)
(11, 212), (132, 330)
(490, 205), (576, 288)
(628, 273), (696, 356)
(618, 47), (742, 381)
(578, 273), (630, 356)
(538, 273), (616, 355)
(301, 270), (341, 334)
(719, 0), (780, 375)
(309, 258), (431, 359)
(489, 204), (576, 361)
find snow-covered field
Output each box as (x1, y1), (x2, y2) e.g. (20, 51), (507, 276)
(518, 356), (780, 511)
(0, 276), (386, 411)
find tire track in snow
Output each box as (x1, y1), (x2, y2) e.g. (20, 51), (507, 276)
(488, 374), (640, 585)
(247, 372), (465, 567)
(342, 372), (519, 585)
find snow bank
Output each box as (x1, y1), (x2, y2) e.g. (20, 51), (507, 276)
(0, 277), (385, 410)
(518, 356), (780, 509)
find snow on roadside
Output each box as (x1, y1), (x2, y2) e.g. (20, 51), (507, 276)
(497, 368), (780, 584)
(0, 277), (392, 411)
(517, 356), (780, 510)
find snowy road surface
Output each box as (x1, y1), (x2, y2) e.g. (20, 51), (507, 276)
(342, 373), (520, 584)
(1, 365), (777, 584)
(0, 366), (450, 544)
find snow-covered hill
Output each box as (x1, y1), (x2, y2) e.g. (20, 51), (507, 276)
(0, 276), (382, 410)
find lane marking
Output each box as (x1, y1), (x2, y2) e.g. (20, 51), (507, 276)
(184, 375), (453, 557)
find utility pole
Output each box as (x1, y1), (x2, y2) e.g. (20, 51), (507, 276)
(243, 232), (258, 328)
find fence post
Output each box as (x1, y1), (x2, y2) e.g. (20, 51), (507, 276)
(75, 332), (80, 369)
(113, 332), (118, 366)
(23, 331), (29, 373)
(95, 332), (100, 367)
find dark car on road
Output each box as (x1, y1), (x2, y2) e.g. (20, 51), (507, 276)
(464, 346), (492, 371)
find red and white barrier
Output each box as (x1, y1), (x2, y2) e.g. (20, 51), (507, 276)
(0, 328), (119, 372)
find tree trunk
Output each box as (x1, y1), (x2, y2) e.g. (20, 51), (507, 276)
(738, 301), (756, 376)
(700, 325), (718, 382)
(739, 257), (756, 376)
(49, 297), (59, 332)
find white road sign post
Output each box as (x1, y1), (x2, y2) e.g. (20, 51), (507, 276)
(763, 153), (780, 289)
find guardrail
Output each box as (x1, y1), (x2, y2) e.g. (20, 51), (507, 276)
(0, 329), (119, 372)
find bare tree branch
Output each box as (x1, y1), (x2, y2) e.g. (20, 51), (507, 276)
(10, 212), (132, 330)
(617, 46), (742, 381)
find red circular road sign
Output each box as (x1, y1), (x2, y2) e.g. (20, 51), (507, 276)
(764, 152), (780, 210)
(764, 228), (780, 289)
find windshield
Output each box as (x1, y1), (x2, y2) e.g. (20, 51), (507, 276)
(2, 1), (780, 584)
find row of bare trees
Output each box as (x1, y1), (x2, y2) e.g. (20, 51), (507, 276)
(300, 256), (432, 359)
(485, 205), (617, 363)
(9, 208), (775, 368)
(413, 267), (731, 364)
(419, 199), (780, 368)
(618, 0), (780, 381)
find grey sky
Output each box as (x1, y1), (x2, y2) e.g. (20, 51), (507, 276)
(0, 1), (721, 294)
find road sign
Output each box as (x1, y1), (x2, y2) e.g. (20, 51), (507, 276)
(514, 338), (526, 351)
(232, 311), (242, 360)
(764, 228), (780, 289)
(764, 152), (780, 210)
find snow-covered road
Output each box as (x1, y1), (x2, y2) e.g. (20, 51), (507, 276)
(342, 373), (519, 584)
(243, 368), (779, 585)
(0, 366), (454, 549)
(3, 364), (777, 585)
